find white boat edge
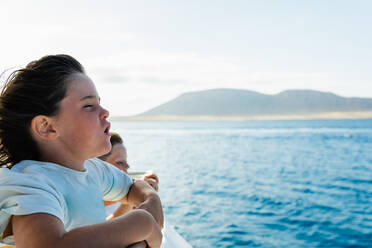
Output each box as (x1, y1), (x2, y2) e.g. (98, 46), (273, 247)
(162, 222), (193, 248)
(128, 171), (193, 247)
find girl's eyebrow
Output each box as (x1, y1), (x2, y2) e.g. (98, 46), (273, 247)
(80, 95), (101, 102)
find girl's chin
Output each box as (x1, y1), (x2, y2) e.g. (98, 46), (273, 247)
(97, 143), (112, 157)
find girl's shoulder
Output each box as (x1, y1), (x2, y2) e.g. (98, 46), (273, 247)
(84, 158), (108, 175)
(0, 160), (48, 181)
(85, 158), (122, 176)
(10, 160), (74, 174)
(0, 162), (67, 236)
(0, 160), (65, 194)
(0, 160), (88, 187)
(85, 158), (106, 168)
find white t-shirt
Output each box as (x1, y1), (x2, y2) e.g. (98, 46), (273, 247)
(0, 158), (133, 234)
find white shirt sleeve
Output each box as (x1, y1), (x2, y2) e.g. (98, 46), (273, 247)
(88, 158), (133, 202)
(0, 168), (65, 234)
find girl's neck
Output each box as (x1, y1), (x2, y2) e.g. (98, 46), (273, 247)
(35, 137), (90, 171)
(39, 149), (86, 172)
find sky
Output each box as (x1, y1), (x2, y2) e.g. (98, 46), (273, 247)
(0, 0), (371, 116)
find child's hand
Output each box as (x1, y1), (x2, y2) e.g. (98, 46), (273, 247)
(125, 180), (164, 229)
(141, 172), (159, 192)
(142, 171), (159, 183)
(144, 178), (158, 192)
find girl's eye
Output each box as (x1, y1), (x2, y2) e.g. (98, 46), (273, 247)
(83, 104), (94, 109)
(116, 161), (124, 166)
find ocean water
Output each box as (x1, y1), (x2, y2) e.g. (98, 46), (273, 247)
(111, 119), (372, 248)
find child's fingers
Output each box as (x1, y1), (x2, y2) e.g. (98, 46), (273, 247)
(145, 178), (159, 192)
(143, 172), (159, 184)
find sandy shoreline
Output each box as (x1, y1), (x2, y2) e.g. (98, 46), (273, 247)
(110, 111), (372, 121)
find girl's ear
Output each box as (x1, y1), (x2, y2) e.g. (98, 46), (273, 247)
(30, 115), (58, 140)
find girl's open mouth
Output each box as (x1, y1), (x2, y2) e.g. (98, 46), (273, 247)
(104, 123), (111, 135)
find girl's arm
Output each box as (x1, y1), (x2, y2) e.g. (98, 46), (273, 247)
(12, 209), (162, 248)
(106, 203), (133, 220)
(121, 179), (164, 229)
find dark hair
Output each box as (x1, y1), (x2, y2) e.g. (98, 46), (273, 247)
(0, 55), (85, 168)
(98, 132), (124, 161)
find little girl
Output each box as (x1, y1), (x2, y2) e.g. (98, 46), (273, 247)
(0, 55), (163, 248)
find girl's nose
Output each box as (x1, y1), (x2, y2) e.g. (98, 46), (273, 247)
(100, 106), (109, 119)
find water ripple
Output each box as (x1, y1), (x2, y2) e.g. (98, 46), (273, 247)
(112, 120), (372, 247)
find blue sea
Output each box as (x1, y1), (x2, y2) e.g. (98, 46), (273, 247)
(111, 119), (372, 248)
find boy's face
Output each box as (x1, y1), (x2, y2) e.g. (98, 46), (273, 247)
(52, 73), (111, 161)
(105, 143), (130, 173)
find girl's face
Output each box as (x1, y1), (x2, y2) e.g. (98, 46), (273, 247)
(105, 143), (130, 173)
(53, 73), (111, 161)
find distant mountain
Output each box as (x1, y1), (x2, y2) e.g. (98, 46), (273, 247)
(138, 89), (372, 117)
